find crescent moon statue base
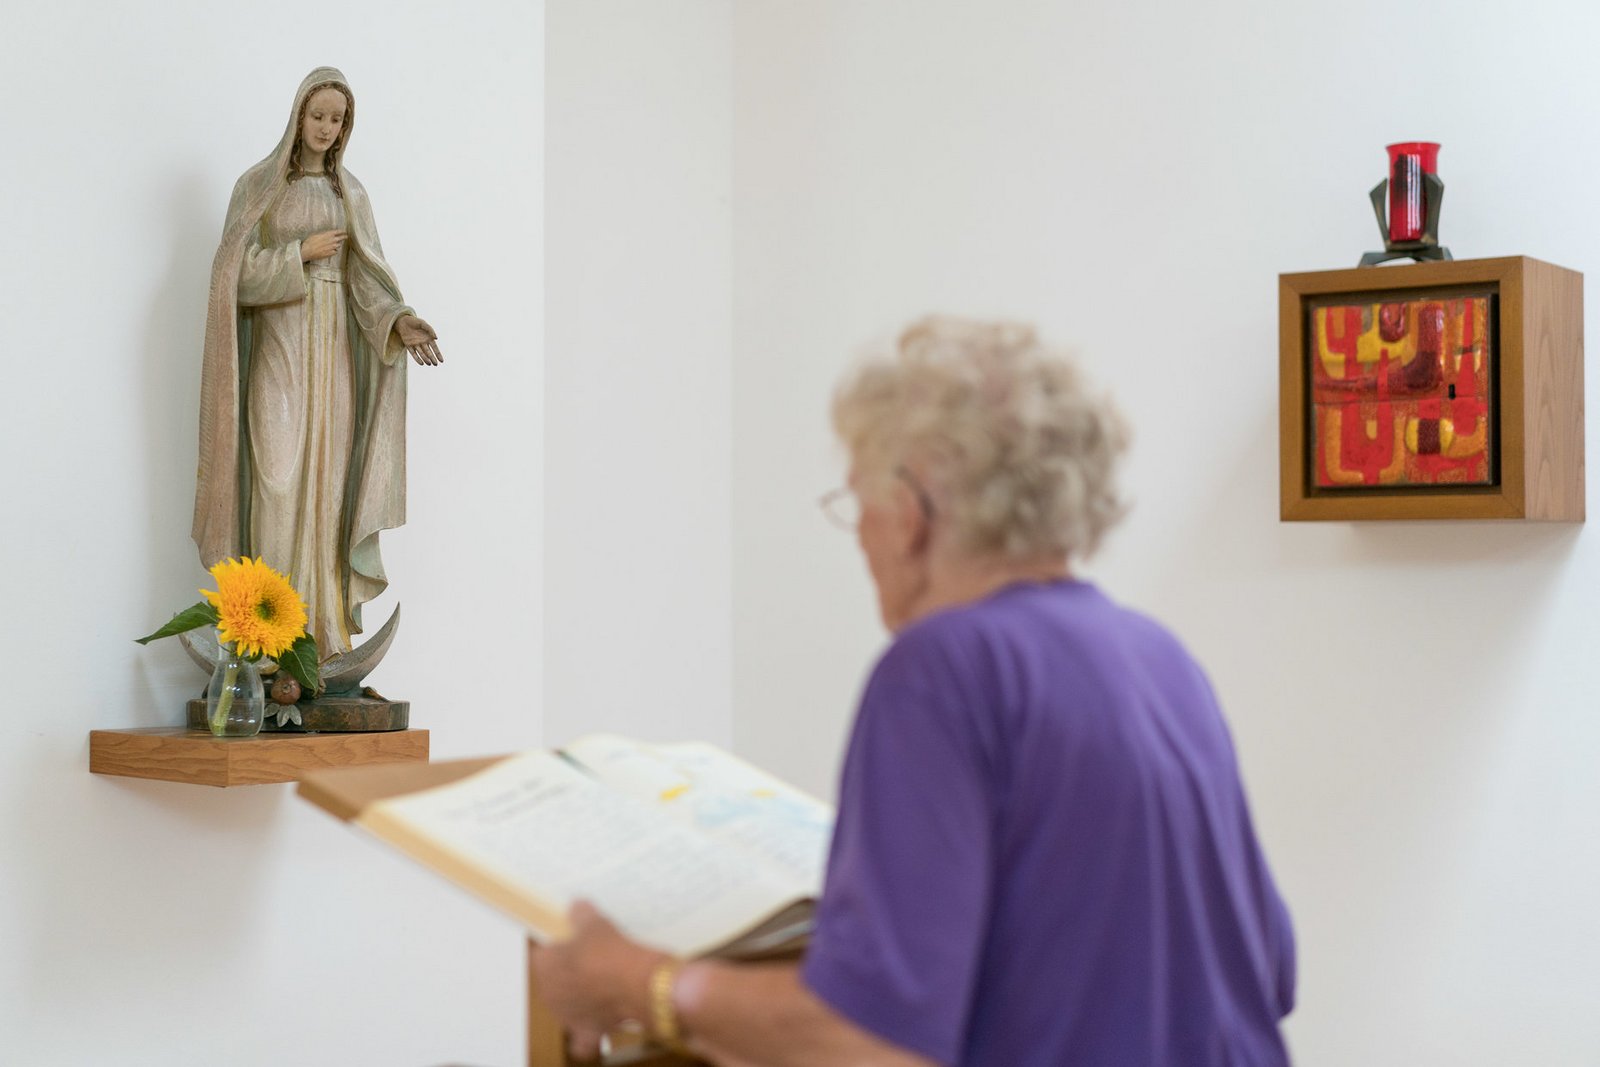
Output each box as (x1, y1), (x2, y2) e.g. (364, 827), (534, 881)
(177, 605), (409, 732)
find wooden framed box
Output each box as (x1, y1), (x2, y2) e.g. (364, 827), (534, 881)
(1279, 256), (1584, 521)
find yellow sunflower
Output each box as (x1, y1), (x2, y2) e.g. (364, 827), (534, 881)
(200, 557), (309, 660)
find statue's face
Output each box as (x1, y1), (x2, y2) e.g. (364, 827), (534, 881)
(301, 87), (348, 155)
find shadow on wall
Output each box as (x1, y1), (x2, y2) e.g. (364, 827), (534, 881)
(1146, 401), (1580, 663)
(14, 764), (286, 1049)
(132, 171), (225, 726)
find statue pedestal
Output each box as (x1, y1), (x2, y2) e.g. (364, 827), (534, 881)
(186, 689), (410, 733)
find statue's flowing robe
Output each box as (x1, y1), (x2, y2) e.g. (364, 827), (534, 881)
(192, 67), (411, 657)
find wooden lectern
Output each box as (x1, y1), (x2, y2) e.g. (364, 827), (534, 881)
(299, 758), (711, 1067)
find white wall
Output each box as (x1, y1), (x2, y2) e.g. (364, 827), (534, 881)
(544, 1), (734, 749)
(0, 3), (542, 1064)
(730, 2), (1600, 1064)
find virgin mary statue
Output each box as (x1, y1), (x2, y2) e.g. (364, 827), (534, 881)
(192, 67), (441, 660)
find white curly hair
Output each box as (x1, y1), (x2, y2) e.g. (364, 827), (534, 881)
(831, 315), (1130, 561)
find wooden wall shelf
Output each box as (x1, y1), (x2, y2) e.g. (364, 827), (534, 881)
(1279, 256), (1584, 521)
(89, 727), (429, 787)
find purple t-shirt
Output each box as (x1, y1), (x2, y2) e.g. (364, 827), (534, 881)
(802, 580), (1294, 1066)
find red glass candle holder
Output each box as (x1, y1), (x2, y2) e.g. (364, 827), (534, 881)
(1385, 142), (1440, 243)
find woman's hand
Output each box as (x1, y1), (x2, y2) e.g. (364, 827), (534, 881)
(530, 902), (669, 1062)
(396, 314), (444, 366)
(300, 229), (347, 262)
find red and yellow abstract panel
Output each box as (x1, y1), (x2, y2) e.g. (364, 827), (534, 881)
(1310, 295), (1494, 488)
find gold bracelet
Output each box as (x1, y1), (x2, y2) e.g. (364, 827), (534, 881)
(648, 958), (689, 1053)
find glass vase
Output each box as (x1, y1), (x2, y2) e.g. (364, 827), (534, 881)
(206, 652), (265, 737)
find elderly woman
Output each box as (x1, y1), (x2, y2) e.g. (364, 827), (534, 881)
(535, 316), (1295, 1065)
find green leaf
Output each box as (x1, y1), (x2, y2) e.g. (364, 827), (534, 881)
(278, 634), (322, 695)
(135, 602), (220, 645)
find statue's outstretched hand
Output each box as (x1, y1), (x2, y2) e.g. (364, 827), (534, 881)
(396, 314), (443, 366)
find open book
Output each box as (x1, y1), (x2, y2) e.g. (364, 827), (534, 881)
(298, 734), (833, 960)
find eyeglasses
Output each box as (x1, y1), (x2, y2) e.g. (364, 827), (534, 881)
(818, 468), (936, 531)
(818, 486), (862, 530)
